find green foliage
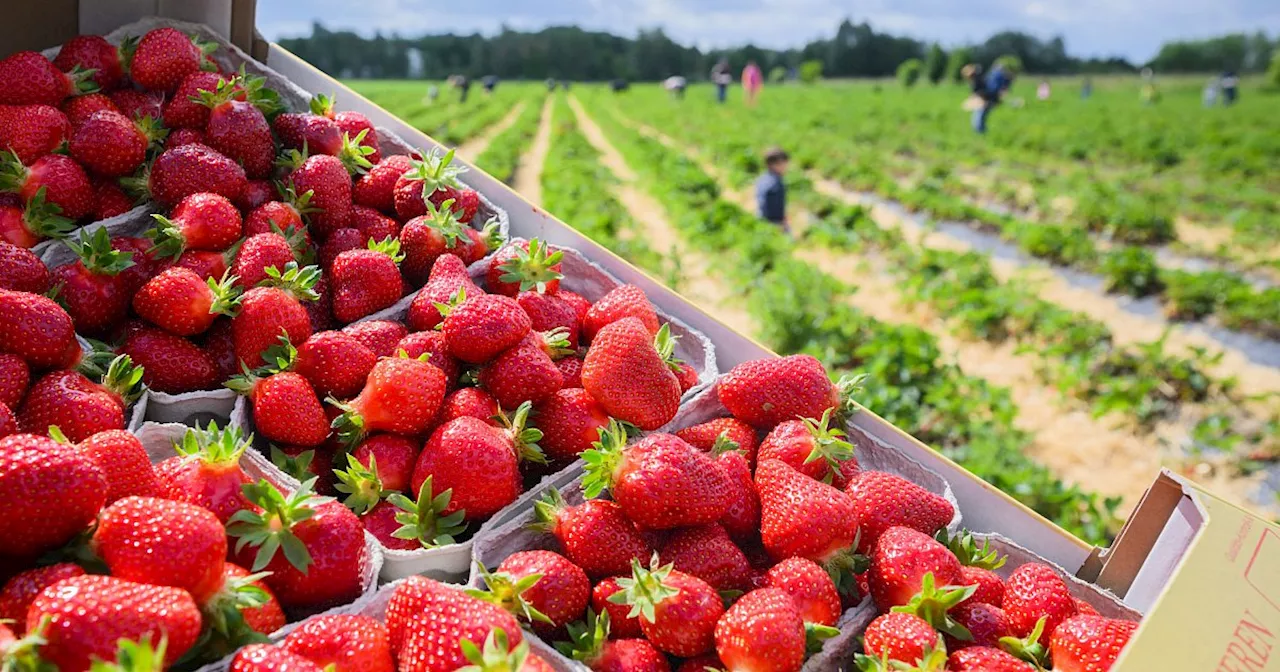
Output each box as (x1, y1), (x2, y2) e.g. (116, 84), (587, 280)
(1101, 248), (1164, 298)
(946, 47), (973, 83)
(924, 43), (948, 85)
(799, 60), (824, 84)
(994, 54), (1023, 74)
(1270, 51), (1280, 87)
(769, 65), (788, 83)
(897, 59), (924, 88)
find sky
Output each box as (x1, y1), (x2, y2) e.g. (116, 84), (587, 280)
(258, 0), (1280, 63)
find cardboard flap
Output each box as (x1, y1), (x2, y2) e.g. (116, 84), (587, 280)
(1087, 470), (1197, 597)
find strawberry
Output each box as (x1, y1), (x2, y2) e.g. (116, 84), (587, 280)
(478, 330), (569, 408)
(351, 203), (399, 242)
(232, 230), (303, 289)
(275, 111), (343, 156)
(531, 488), (655, 579)
(714, 587), (808, 672)
(237, 178), (276, 211)
(19, 355), (144, 442)
(609, 557), (723, 657)
(231, 644), (327, 672)
(582, 319), (682, 430)
(1002, 563), (1078, 647)
(331, 237), (405, 323)
(486, 239), (563, 297)
(399, 200), (474, 286)
(374, 475), (468, 551)
(386, 576), (523, 671)
(213, 562), (286, 635)
(342, 319), (408, 357)
(755, 459), (860, 580)
(0, 51), (95, 106)
(166, 127), (207, 148)
(279, 140), (371, 240)
(0, 241), (51, 293)
(1075, 598), (1099, 616)
(333, 110), (381, 163)
(93, 178), (134, 218)
(557, 356), (584, 389)
(132, 142), (247, 209)
(132, 266), (239, 336)
(961, 565), (1005, 607)
(0, 353), (29, 408)
(937, 529), (1008, 607)
(0, 433), (105, 557)
(109, 236), (160, 293)
(862, 612), (943, 665)
(355, 499), (413, 550)
(0, 104), (71, 165)
(439, 185), (482, 224)
(0, 563), (85, 635)
(154, 421), (256, 522)
(61, 93), (118, 128)
(203, 317), (238, 380)
(659, 523), (751, 591)
(582, 423), (730, 529)
(708, 438), (761, 544)
(228, 343), (330, 447)
(718, 355), (842, 429)
(231, 262), (320, 369)
(846, 470), (954, 552)
(560, 290), (592, 322)
(129, 27), (212, 93)
(411, 403), (544, 520)
(486, 549), (591, 633)
(0, 188), (75, 248)
(75, 428), (159, 503)
(318, 227), (363, 270)
(353, 153), (413, 214)
(0, 405), (13, 438)
(443, 293), (532, 364)
(676, 417), (758, 461)
(352, 433), (418, 492)
(282, 614), (394, 672)
(440, 386), (500, 425)
(148, 191), (242, 258)
(93, 496), (227, 602)
(582, 285), (659, 343)
(518, 289), (581, 346)
(244, 192), (316, 242)
(867, 526), (963, 612)
(949, 647), (1036, 671)
(946, 601), (1012, 650)
(393, 148), (468, 221)
(108, 89), (163, 121)
(758, 408), (859, 487)
(1049, 615), (1138, 672)
(407, 253), (484, 332)
(589, 578), (645, 640)
(560, 609), (669, 672)
(532, 387), (610, 464)
(50, 228), (133, 336)
(163, 71), (225, 129)
(331, 352), (446, 445)
(762, 560), (839, 630)
(0, 153), (95, 221)
(27, 574), (201, 671)
(0, 288), (78, 368)
(396, 330), (460, 387)
(229, 478), (370, 612)
(53, 35), (127, 92)
(172, 248), (229, 280)
(197, 75), (278, 179)
(69, 110), (162, 177)
(295, 330), (377, 399)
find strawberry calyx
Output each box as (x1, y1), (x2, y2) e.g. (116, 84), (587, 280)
(268, 221), (316, 267)
(0, 150), (31, 194)
(800, 408), (856, 485)
(308, 94), (336, 118)
(538, 327), (574, 360)
(498, 401), (548, 465)
(269, 445), (315, 482)
(834, 372), (869, 425)
(2, 617), (55, 672)
(580, 419), (631, 499)
(528, 487), (569, 535)
(431, 285), (470, 326)
(207, 271), (245, 317)
(409, 148), (466, 202)
(555, 608), (613, 664)
(854, 641), (948, 672)
(337, 130), (376, 176)
(88, 636), (169, 672)
(227, 478), (324, 573)
(608, 555), (681, 624)
(275, 148), (309, 173)
(333, 452), (388, 516)
(709, 431), (744, 456)
(18, 187), (76, 241)
(822, 544), (870, 598)
(275, 183), (322, 219)
(805, 622), (841, 654)
(496, 239), (563, 294)
(257, 261), (320, 301)
(99, 353), (147, 405)
(475, 217), (505, 253)
(200, 571), (273, 653)
(66, 226), (135, 276)
(387, 475), (467, 548)
(891, 572), (978, 641)
(65, 65), (102, 96)
(422, 199), (468, 249)
(145, 213), (192, 260)
(119, 162), (153, 202)
(998, 616), (1050, 668)
(116, 36), (139, 75)
(652, 323), (686, 375)
(468, 565), (553, 625)
(366, 235), (405, 265)
(935, 528), (1006, 570)
(457, 628), (535, 672)
(327, 398), (368, 449)
(227, 333), (296, 395)
(175, 420), (250, 469)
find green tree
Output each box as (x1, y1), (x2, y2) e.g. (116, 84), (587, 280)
(924, 43), (947, 84)
(946, 46), (973, 83)
(994, 54), (1023, 73)
(799, 59), (824, 83)
(1270, 51), (1280, 88)
(897, 58), (924, 87)
(769, 65), (788, 83)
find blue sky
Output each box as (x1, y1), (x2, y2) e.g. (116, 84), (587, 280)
(258, 0), (1279, 62)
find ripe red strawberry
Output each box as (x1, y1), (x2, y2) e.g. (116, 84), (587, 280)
(244, 192), (315, 242)
(331, 238), (405, 323)
(280, 144), (369, 239)
(198, 76), (277, 179)
(108, 89), (163, 121)
(0, 433), (106, 557)
(76, 428), (159, 503)
(399, 202), (473, 286)
(718, 355), (841, 429)
(53, 35), (127, 92)
(318, 227), (363, 271)
(590, 578), (644, 639)
(333, 353), (446, 445)
(231, 262), (318, 368)
(0, 404), (15, 438)
(70, 110), (160, 177)
(714, 587), (807, 672)
(137, 142), (247, 209)
(560, 290), (592, 322)
(0, 288), (78, 368)
(760, 558), (839, 628)
(231, 644), (326, 672)
(0, 153), (95, 221)
(353, 153), (413, 214)
(518, 290), (581, 346)
(0, 563), (85, 634)
(1049, 615), (1138, 672)
(0, 189), (75, 248)
(395, 330), (460, 387)
(212, 562), (286, 636)
(946, 601), (1013, 651)
(439, 386), (500, 426)
(236, 178), (275, 211)
(659, 523), (751, 591)
(532, 488), (655, 579)
(0, 104), (71, 165)
(163, 71), (225, 129)
(959, 565), (1005, 607)
(229, 478), (370, 612)
(949, 647), (1036, 672)
(333, 110), (382, 163)
(110, 236), (160, 293)
(532, 387), (610, 464)
(27, 574), (201, 671)
(352, 433), (418, 492)
(936, 529), (1008, 607)
(393, 148), (468, 221)
(166, 128), (206, 148)
(202, 317), (238, 380)
(385, 576), (523, 670)
(676, 417), (758, 461)
(93, 496), (227, 602)
(351, 204), (399, 242)
(867, 526), (963, 611)
(489, 550), (591, 633)
(282, 614), (394, 672)
(153, 421), (256, 522)
(129, 27), (211, 93)
(61, 93), (118, 128)
(412, 405), (543, 520)
(758, 409), (859, 487)
(557, 356), (584, 389)
(172, 248), (228, 280)
(755, 459), (859, 575)
(583, 424), (731, 530)
(582, 319), (682, 430)
(407, 253), (484, 332)
(274, 111), (342, 156)
(582, 285), (659, 342)
(132, 266), (238, 336)
(443, 293), (531, 364)
(862, 612), (942, 664)
(436, 184), (481, 223)
(711, 439), (760, 544)
(0, 353), (29, 408)
(148, 191), (242, 258)
(846, 471), (954, 552)
(229, 352), (330, 448)
(1003, 563), (1079, 647)
(0, 241), (51, 293)
(295, 330), (377, 399)
(232, 231), (302, 289)
(343, 319), (408, 357)
(1075, 598), (1099, 616)
(479, 330), (568, 408)
(486, 239), (563, 297)
(0, 51), (95, 106)
(610, 557), (724, 657)
(561, 609), (669, 672)
(51, 228), (134, 336)
(93, 178), (134, 218)
(19, 355), (143, 442)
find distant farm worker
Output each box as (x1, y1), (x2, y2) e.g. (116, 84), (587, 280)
(1080, 77), (1092, 99)
(1221, 70), (1239, 105)
(742, 61), (763, 106)
(711, 59), (732, 103)
(962, 63), (1009, 134)
(664, 75), (688, 99)
(545, 78), (557, 92)
(482, 75), (498, 94)
(1139, 67), (1159, 105)
(1203, 77), (1220, 107)
(756, 147), (789, 232)
(1037, 79), (1051, 101)
(452, 75), (472, 103)
(426, 83), (439, 104)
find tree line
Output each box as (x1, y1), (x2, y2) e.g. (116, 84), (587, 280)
(276, 20), (1274, 82)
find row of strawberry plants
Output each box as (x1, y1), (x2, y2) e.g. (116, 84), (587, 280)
(575, 91), (1119, 544)
(471, 95), (546, 183)
(347, 81), (527, 146)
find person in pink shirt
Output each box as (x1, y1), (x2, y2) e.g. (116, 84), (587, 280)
(742, 61), (763, 107)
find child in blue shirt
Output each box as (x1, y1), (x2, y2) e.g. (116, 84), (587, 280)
(756, 147), (789, 232)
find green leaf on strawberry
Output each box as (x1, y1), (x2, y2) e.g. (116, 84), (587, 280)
(468, 565), (553, 625)
(333, 453), (388, 516)
(226, 478), (323, 574)
(387, 475), (467, 548)
(607, 555), (682, 625)
(890, 571), (978, 641)
(580, 418), (631, 499)
(457, 628), (535, 672)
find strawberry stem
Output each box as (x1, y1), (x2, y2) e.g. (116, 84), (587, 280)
(528, 487), (568, 535)
(333, 453), (387, 516)
(409, 147), (466, 201)
(556, 609), (613, 664)
(422, 199), (468, 249)
(499, 401), (547, 465)
(19, 187), (76, 240)
(467, 566), (553, 625)
(388, 476), (467, 548)
(935, 528), (1007, 570)
(579, 419), (630, 499)
(66, 227), (135, 276)
(607, 555), (681, 624)
(496, 239), (563, 294)
(458, 629), (534, 672)
(800, 408), (856, 485)
(891, 572), (978, 641)
(226, 478), (322, 574)
(99, 354), (146, 405)
(258, 261), (320, 301)
(174, 419), (250, 467)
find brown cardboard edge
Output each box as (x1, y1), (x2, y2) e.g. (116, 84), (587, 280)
(1087, 470), (1203, 596)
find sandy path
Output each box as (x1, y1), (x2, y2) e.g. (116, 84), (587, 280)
(566, 96), (758, 338)
(454, 100), (527, 162)
(512, 97), (555, 207)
